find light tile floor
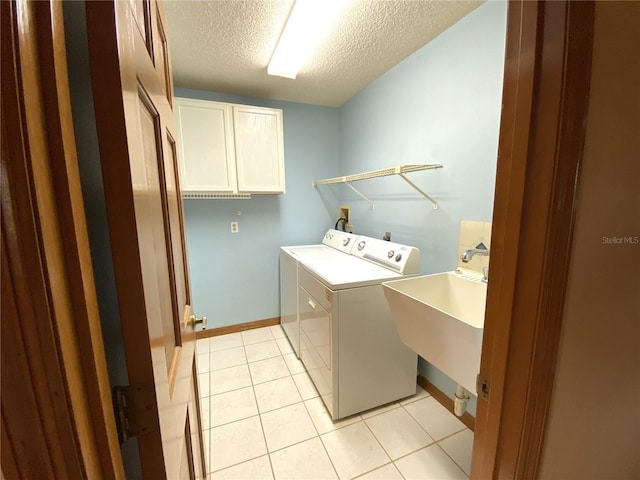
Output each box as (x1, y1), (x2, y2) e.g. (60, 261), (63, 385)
(197, 326), (473, 480)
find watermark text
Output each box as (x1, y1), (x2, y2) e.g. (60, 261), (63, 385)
(601, 236), (639, 245)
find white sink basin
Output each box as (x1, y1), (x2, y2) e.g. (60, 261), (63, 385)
(382, 270), (487, 393)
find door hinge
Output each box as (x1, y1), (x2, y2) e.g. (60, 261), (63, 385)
(113, 384), (157, 444)
(477, 374), (490, 401)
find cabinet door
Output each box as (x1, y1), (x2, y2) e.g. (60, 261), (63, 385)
(175, 98), (237, 193)
(233, 105), (285, 193)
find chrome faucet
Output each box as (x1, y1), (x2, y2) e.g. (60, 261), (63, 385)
(460, 242), (489, 263)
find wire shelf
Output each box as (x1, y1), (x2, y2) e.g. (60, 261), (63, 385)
(313, 164), (443, 209)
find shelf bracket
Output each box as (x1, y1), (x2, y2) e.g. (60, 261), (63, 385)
(345, 182), (375, 208)
(398, 173), (439, 209)
(313, 164), (442, 209)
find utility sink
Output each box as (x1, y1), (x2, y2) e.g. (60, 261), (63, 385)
(382, 270), (487, 393)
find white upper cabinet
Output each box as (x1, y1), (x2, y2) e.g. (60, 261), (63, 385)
(175, 98), (236, 193)
(233, 105), (285, 193)
(175, 97), (285, 195)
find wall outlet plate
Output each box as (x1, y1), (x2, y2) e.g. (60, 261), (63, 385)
(339, 205), (350, 224)
(230, 221), (239, 233)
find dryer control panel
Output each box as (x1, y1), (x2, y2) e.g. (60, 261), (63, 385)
(322, 229), (358, 254)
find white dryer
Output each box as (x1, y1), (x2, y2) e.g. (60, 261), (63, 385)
(281, 231), (421, 419)
(279, 230), (357, 357)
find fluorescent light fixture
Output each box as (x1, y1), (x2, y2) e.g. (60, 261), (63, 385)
(268, 0), (347, 79)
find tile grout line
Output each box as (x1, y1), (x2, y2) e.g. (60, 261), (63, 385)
(351, 461), (403, 480)
(312, 412), (341, 480)
(245, 330), (278, 480)
(278, 347), (341, 479)
(260, 325), (330, 478)
(206, 333), (273, 476)
(214, 413), (443, 476)
(254, 388), (277, 479)
(359, 401), (401, 421)
(432, 442), (470, 478)
(388, 440), (469, 479)
(431, 420), (472, 477)
(436, 426), (471, 443)
(381, 401), (471, 474)
(360, 414), (395, 475)
(201, 329), (471, 479)
(399, 400), (448, 445)
(357, 395), (455, 475)
(208, 332), (242, 354)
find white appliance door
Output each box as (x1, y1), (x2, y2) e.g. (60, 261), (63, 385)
(298, 285), (333, 417)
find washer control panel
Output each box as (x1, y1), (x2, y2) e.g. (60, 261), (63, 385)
(321, 229), (420, 274)
(351, 235), (420, 275)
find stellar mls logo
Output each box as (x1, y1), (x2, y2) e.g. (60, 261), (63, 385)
(601, 235), (639, 245)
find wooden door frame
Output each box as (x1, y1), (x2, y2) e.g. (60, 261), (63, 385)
(1, 0), (123, 477)
(1, 0), (595, 478)
(471, 1), (595, 478)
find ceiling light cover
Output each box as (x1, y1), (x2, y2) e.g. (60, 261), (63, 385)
(268, 0), (348, 79)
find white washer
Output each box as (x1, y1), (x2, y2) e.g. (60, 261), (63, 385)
(281, 231), (420, 419)
(279, 230), (358, 357)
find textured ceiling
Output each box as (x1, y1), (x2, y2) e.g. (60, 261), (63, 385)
(164, 1), (483, 107)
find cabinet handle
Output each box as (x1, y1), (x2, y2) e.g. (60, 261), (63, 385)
(308, 299), (316, 310)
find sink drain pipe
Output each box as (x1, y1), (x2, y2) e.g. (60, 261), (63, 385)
(454, 384), (471, 417)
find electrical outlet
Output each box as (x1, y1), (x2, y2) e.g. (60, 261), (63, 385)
(230, 221), (239, 233)
(339, 205), (350, 224)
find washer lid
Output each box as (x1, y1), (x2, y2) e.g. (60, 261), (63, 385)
(280, 229), (359, 261)
(280, 245), (337, 260)
(301, 255), (405, 289)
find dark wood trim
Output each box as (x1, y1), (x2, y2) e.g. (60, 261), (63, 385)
(417, 375), (475, 431)
(197, 317), (281, 339)
(511, 4), (595, 476)
(86, 1), (203, 475)
(191, 359), (207, 479)
(1, 0), (123, 477)
(1, 12), (77, 473)
(471, 1), (595, 478)
(0, 0), (599, 477)
(34, 2), (125, 475)
(471, 2), (540, 475)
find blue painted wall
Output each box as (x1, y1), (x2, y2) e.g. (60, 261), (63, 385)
(339, 1), (507, 271)
(175, 89), (341, 328)
(179, 1), (507, 413)
(338, 1), (508, 414)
